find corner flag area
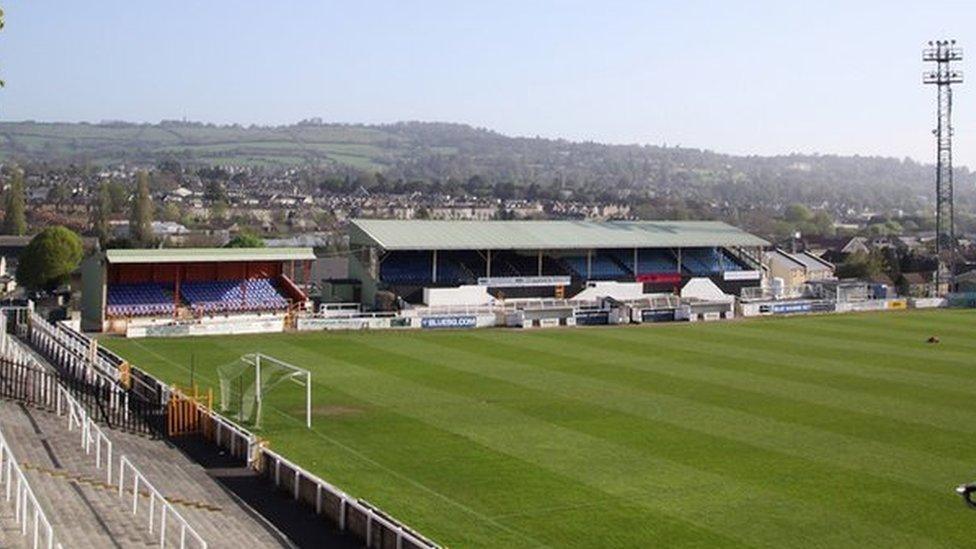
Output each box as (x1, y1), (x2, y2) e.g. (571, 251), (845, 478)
(102, 309), (976, 548)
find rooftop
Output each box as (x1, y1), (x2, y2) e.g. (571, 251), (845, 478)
(349, 219), (768, 251)
(104, 247), (315, 264)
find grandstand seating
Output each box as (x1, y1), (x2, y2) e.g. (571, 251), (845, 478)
(561, 253), (632, 280)
(447, 251), (486, 282)
(379, 247), (749, 286)
(680, 248), (748, 275)
(380, 252), (432, 284)
(106, 283), (174, 317)
(491, 252), (538, 278)
(181, 278), (289, 313)
(636, 249), (678, 274)
(436, 253), (478, 284)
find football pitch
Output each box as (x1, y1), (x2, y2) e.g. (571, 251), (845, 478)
(102, 310), (976, 548)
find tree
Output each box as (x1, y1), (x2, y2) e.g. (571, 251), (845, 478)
(107, 180), (128, 213)
(210, 199), (228, 222)
(49, 182), (70, 211)
(784, 203), (813, 223)
(16, 226), (83, 291)
(160, 202), (181, 223)
(129, 171), (154, 246)
(225, 232), (265, 248)
(92, 181), (112, 245)
(835, 251), (885, 280)
(2, 169), (27, 236)
(204, 180), (227, 203)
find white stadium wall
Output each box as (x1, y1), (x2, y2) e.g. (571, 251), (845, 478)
(423, 285), (494, 307)
(126, 316), (286, 338)
(572, 282), (647, 302)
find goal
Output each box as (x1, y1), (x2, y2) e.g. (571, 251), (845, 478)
(217, 353), (312, 429)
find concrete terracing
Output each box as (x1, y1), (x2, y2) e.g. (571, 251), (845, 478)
(0, 392), (292, 547)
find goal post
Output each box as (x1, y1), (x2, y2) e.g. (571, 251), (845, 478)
(217, 353), (312, 429)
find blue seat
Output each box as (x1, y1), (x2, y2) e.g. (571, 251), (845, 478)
(182, 279), (289, 313)
(106, 283), (174, 317)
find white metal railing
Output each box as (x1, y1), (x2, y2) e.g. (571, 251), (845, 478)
(0, 330), (46, 370)
(317, 302), (363, 317)
(54, 321), (440, 549)
(0, 315), (118, 485)
(400, 304), (499, 316)
(0, 428), (62, 549)
(0, 315), (117, 485)
(55, 322), (122, 379)
(118, 455), (207, 549)
(56, 385), (113, 484)
(29, 313), (130, 418)
(208, 407), (259, 464)
(264, 448), (438, 549)
(167, 382), (440, 548)
(29, 312), (111, 379)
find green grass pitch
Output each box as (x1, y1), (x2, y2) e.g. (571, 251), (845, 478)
(101, 310), (976, 548)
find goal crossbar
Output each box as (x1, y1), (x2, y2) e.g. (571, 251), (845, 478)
(239, 353), (312, 429)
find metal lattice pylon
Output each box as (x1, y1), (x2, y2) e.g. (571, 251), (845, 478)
(923, 39), (963, 292)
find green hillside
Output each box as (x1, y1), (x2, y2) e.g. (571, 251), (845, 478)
(2, 120), (968, 212)
(0, 121), (400, 169)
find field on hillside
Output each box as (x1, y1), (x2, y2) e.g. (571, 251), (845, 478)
(0, 121), (396, 168)
(102, 310), (976, 548)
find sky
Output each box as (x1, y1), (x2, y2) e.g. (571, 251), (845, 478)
(0, 1), (973, 167)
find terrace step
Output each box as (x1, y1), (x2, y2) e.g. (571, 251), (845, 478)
(15, 332), (295, 548)
(0, 400), (159, 548)
(0, 395), (292, 548)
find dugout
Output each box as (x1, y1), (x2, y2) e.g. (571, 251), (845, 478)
(81, 247), (315, 333)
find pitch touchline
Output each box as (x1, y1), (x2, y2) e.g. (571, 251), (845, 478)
(125, 339), (550, 548)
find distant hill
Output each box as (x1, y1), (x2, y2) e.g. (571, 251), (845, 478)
(0, 120), (400, 170)
(0, 120), (971, 212)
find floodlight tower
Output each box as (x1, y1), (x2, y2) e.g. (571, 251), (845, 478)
(923, 40), (963, 292)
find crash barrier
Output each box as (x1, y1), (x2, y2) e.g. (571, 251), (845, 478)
(25, 313), (165, 435)
(125, 370), (440, 548)
(118, 455), (207, 549)
(58, 320), (441, 548)
(0, 427), (62, 549)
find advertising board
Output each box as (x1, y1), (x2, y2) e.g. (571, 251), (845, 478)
(420, 315), (478, 329)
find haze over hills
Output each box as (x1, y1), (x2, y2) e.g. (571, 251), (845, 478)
(0, 120), (972, 213)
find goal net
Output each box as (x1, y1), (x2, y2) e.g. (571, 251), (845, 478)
(217, 353), (312, 429)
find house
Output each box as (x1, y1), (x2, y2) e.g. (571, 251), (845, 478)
(841, 237), (871, 255)
(901, 272), (932, 297)
(111, 221), (190, 239)
(791, 251), (835, 282)
(764, 249), (807, 288)
(764, 248), (836, 288)
(899, 271), (947, 297)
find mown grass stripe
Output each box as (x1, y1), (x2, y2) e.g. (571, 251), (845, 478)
(100, 310), (976, 547)
(323, 333), (970, 546)
(463, 329), (976, 461)
(599, 325), (976, 413)
(569, 326), (976, 426)
(372, 333), (972, 491)
(297, 337), (938, 548)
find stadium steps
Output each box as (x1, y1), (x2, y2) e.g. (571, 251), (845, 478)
(93, 424), (292, 547)
(0, 338), (292, 549)
(0, 504), (32, 549)
(0, 400), (160, 548)
(4, 337), (355, 548)
(0, 399), (293, 548)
